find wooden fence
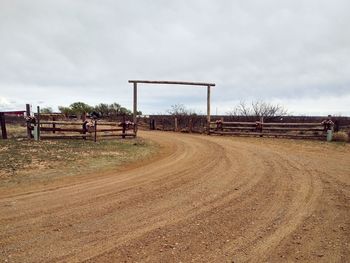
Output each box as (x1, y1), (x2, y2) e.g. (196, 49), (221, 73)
(144, 115), (350, 135)
(28, 120), (136, 141)
(209, 121), (328, 140)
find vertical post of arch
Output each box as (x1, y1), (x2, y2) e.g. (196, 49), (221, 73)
(207, 85), (211, 134)
(133, 82), (137, 134)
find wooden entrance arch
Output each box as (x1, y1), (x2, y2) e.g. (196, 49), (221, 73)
(128, 80), (215, 133)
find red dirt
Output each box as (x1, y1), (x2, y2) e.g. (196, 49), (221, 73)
(0, 131), (349, 262)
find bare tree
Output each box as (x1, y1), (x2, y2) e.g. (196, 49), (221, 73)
(229, 100), (288, 121)
(167, 104), (197, 117)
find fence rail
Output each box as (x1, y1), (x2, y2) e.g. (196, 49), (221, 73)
(209, 121), (328, 140)
(29, 120), (136, 141)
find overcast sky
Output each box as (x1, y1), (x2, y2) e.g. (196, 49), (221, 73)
(1, 0), (349, 115)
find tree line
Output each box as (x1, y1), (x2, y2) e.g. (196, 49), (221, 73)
(40, 100), (287, 120)
(41, 102), (141, 117)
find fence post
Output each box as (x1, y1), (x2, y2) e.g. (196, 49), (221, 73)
(94, 120), (97, 142)
(34, 106), (41, 141)
(174, 117), (178, 132)
(327, 129), (333, 142)
(189, 118), (193, 133)
(260, 116), (264, 136)
(133, 82), (137, 134)
(122, 114), (126, 139)
(82, 127), (86, 140)
(26, 104), (32, 139)
(52, 116), (56, 134)
(207, 85), (211, 134)
(0, 113), (7, 139)
(150, 119), (156, 130)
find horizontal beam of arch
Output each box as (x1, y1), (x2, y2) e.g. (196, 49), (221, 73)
(128, 80), (215, 87)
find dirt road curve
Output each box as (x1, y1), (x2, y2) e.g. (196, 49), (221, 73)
(1, 131), (349, 262)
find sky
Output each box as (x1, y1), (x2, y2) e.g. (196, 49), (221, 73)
(0, 0), (349, 116)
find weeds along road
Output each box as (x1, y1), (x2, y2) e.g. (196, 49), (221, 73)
(0, 131), (349, 262)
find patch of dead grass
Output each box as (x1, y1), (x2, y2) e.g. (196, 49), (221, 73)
(0, 137), (157, 186)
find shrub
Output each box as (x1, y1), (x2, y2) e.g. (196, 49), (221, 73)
(332, 131), (349, 142)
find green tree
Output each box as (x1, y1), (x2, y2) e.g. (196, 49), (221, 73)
(94, 103), (110, 117)
(58, 106), (73, 116)
(108, 103), (121, 115)
(69, 102), (93, 115)
(108, 103), (133, 115)
(119, 106), (132, 115)
(40, 107), (53, 114)
(58, 102), (134, 117)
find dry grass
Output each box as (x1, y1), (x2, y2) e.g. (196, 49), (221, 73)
(0, 137), (157, 186)
(5, 124), (27, 138)
(332, 131), (349, 142)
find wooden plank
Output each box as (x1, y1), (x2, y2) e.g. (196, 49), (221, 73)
(96, 122), (121, 126)
(40, 127), (84, 132)
(262, 122), (323, 127)
(41, 135), (90, 139)
(40, 121), (84, 125)
(211, 121), (323, 127)
(40, 127), (124, 133)
(128, 80), (215, 87)
(210, 131), (326, 138)
(41, 133), (134, 139)
(211, 121), (256, 125)
(222, 126), (257, 130)
(262, 127), (324, 131)
(221, 126), (324, 131)
(96, 133), (136, 137)
(40, 121), (122, 126)
(96, 128), (124, 132)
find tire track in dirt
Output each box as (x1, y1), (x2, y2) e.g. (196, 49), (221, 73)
(88, 137), (323, 263)
(0, 131), (349, 262)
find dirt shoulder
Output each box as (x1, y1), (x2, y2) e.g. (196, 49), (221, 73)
(0, 137), (159, 197)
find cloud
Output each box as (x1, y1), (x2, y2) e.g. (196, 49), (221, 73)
(0, 0), (349, 115)
(0, 97), (10, 107)
(0, 96), (23, 111)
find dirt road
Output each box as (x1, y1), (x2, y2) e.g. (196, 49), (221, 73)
(1, 131), (349, 262)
